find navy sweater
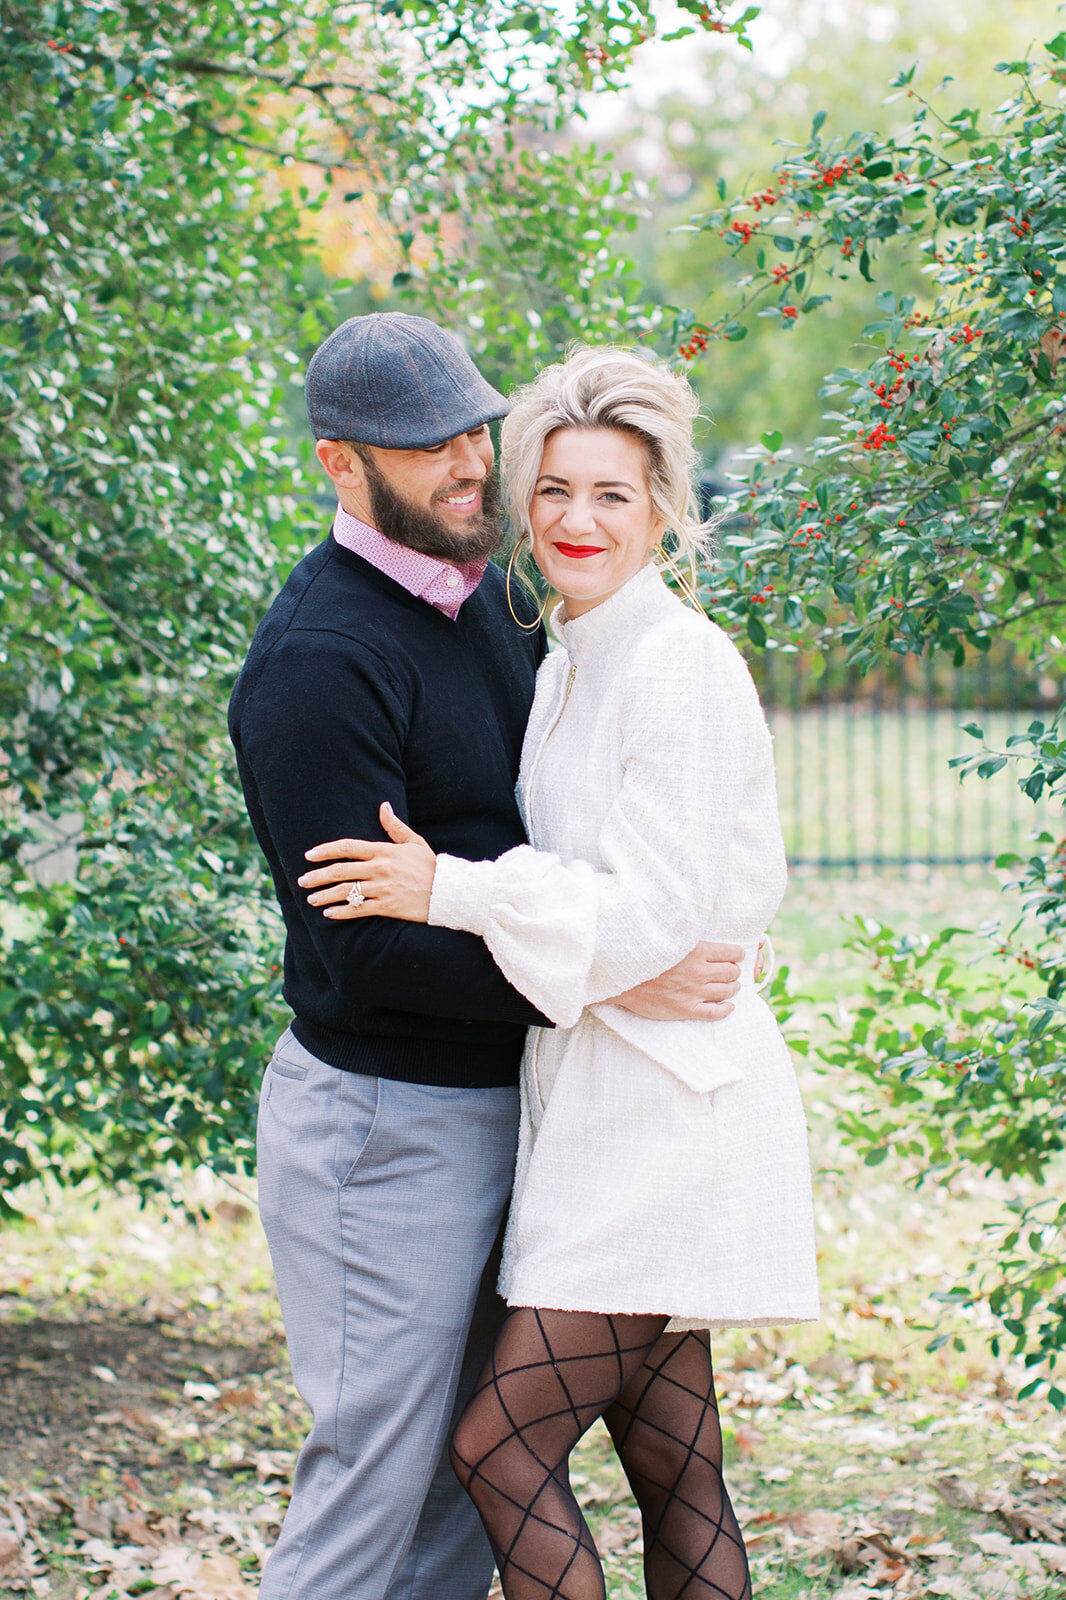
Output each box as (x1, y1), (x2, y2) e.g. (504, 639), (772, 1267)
(229, 535), (550, 1087)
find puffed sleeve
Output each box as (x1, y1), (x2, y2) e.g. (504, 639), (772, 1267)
(427, 619), (774, 1028)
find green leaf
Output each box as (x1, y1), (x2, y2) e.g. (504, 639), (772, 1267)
(760, 430), (784, 451)
(746, 612), (768, 647)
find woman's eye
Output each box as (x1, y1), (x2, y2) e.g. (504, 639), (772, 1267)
(601, 492), (627, 504)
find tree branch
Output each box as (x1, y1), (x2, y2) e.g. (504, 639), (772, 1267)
(12, 519), (220, 723)
(169, 54), (400, 104)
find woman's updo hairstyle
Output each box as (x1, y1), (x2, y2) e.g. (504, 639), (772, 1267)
(500, 344), (714, 578)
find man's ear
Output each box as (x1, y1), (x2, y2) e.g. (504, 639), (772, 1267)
(315, 438), (365, 490)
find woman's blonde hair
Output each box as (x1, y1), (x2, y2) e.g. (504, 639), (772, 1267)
(500, 345), (714, 586)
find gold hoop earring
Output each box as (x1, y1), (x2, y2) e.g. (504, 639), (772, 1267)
(653, 543), (704, 613)
(506, 536), (549, 632)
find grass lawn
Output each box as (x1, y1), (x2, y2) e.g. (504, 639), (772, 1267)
(1, 867), (1063, 1598)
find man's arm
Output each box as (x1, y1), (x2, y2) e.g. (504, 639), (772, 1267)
(236, 632), (548, 1026)
(614, 940), (768, 1020)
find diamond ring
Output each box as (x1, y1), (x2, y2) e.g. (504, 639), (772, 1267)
(346, 882), (365, 907)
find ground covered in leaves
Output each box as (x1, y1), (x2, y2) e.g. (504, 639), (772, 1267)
(1, 870), (1064, 1599)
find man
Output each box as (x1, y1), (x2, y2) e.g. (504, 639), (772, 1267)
(229, 312), (747, 1600)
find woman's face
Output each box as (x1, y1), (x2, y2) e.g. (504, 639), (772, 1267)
(529, 427), (666, 620)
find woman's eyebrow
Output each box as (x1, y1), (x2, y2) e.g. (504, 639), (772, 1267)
(534, 474), (637, 491)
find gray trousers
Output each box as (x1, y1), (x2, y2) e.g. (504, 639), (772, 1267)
(256, 1028), (520, 1600)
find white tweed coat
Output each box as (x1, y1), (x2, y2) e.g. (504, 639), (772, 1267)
(428, 564), (819, 1329)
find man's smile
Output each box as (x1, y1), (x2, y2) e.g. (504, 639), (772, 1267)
(437, 486), (482, 512)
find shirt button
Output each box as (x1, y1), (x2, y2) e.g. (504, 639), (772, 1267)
(445, 573), (460, 589)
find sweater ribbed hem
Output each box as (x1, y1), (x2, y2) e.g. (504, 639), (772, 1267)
(290, 1017), (522, 1088)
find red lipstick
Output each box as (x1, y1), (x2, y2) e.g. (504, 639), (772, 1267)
(555, 543), (606, 558)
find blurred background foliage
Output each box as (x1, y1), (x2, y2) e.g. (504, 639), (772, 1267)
(1, 0), (1064, 1401)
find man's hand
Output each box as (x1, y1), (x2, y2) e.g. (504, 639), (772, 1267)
(611, 941), (746, 1021)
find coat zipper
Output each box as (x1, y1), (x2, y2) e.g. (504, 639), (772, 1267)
(524, 660), (577, 835)
(525, 657), (577, 1117)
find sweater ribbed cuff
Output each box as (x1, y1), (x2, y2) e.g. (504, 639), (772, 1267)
(428, 853), (498, 937)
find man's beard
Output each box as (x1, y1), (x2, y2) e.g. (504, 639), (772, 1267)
(361, 453), (505, 563)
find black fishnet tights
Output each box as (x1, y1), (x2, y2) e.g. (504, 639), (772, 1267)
(449, 1309), (750, 1600)
(606, 1328), (751, 1600)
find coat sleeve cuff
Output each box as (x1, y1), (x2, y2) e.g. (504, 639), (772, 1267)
(427, 853), (497, 937)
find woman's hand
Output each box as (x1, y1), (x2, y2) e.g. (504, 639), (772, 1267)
(298, 802), (437, 924)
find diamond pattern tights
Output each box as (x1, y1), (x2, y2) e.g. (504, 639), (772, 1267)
(449, 1308), (751, 1600)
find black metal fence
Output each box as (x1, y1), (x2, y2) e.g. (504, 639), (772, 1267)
(752, 650), (1061, 871)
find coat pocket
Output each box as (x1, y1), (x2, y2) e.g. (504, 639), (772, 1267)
(588, 1005), (745, 1095)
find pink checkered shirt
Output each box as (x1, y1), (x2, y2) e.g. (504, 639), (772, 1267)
(332, 504), (487, 620)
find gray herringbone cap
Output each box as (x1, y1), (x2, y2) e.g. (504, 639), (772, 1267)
(305, 312), (509, 449)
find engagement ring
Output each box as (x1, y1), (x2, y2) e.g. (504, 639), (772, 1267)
(346, 882), (365, 907)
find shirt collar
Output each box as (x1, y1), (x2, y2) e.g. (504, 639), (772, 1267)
(332, 504), (487, 620)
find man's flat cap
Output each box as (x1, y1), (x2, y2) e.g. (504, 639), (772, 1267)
(305, 312), (509, 449)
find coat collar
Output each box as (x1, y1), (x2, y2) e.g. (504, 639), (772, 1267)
(552, 563), (678, 664)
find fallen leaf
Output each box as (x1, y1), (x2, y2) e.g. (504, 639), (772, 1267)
(183, 1381), (222, 1402)
(0, 1531), (20, 1567)
(76, 1537), (131, 1567)
(113, 1512), (162, 1547)
(994, 1496), (1063, 1544)
(936, 1475), (981, 1510)
(971, 1531), (1017, 1558)
(789, 1509), (844, 1545)
(215, 1386), (259, 1411)
(73, 1500), (113, 1540)
(186, 1551), (255, 1597)
(152, 1544), (204, 1586)
(1032, 1542), (1066, 1574)
(734, 1422), (764, 1456)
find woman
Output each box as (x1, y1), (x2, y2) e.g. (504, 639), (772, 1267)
(299, 347), (818, 1600)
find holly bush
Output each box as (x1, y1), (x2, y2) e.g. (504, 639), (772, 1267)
(670, 37), (1066, 1399)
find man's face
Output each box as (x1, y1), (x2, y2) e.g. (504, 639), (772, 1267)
(357, 426), (503, 562)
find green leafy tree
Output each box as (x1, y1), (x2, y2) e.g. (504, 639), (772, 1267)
(632, 0), (1048, 453)
(0, 0), (760, 1212)
(667, 34), (1066, 1399)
